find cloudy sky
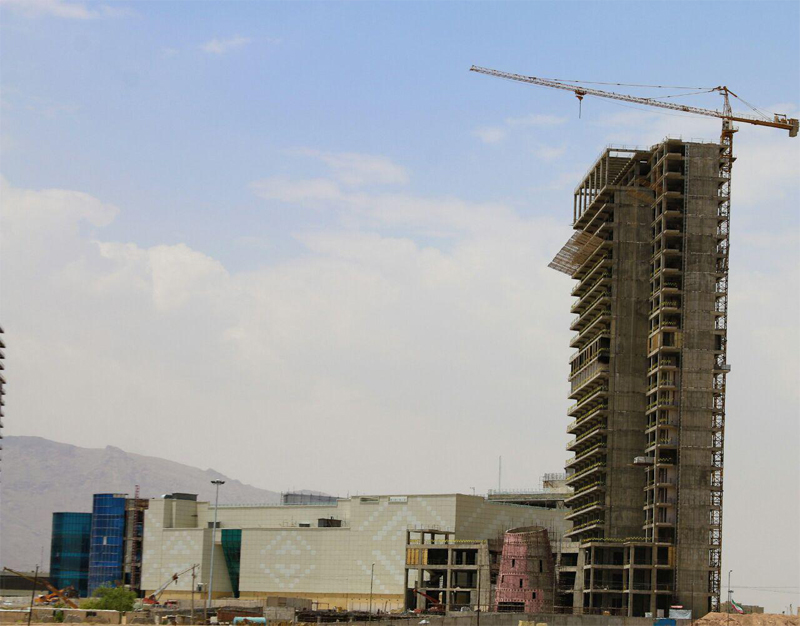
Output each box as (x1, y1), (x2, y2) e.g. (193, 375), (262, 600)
(1, 0), (798, 611)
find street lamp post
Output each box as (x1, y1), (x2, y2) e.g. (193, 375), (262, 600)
(27, 565), (39, 626)
(191, 564), (197, 624)
(369, 563), (375, 616)
(206, 480), (225, 619)
(727, 570), (733, 626)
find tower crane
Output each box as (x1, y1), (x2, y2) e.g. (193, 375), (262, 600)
(469, 66), (797, 184)
(469, 65), (797, 260)
(469, 65), (798, 141)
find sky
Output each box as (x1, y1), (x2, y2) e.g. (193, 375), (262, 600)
(1, 0), (799, 612)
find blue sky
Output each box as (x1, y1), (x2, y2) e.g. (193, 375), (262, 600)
(1, 0), (799, 611)
(4, 1), (798, 266)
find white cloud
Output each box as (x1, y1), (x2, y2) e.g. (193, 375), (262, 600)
(202, 35), (252, 55)
(533, 144), (567, 161)
(250, 177), (344, 205)
(1, 176), (117, 230)
(0, 0), (130, 19)
(96, 242), (229, 312)
(472, 113), (566, 145)
(250, 173), (525, 238)
(1, 175), (571, 502)
(530, 169), (584, 192)
(292, 149), (409, 186)
(472, 126), (507, 144)
(506, 113), (567, 127)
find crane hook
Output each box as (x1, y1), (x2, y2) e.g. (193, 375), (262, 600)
(575, 90), (586, 118)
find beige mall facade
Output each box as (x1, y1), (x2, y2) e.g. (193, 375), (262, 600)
(141, 494), (567, 611)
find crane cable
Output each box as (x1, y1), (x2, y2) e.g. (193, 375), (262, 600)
(646, 88), (719, 100)
(730, 93), (774, 121)
(539, 76), (778, 120)
(535, 77), (714, 90)
(571, 85), (775, 121)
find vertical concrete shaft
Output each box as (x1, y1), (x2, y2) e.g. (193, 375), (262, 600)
(606, 187), (652, 538)
(673, 143), (725, 617)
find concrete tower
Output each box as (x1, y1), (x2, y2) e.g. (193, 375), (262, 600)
(550, 139), (729, 618)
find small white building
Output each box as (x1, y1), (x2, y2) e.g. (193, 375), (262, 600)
(141, 493), (567, 611)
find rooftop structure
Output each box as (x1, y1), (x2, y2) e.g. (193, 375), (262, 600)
(551, 139), (730, 618)
(488, 473), (571, 509)
(280, 492), (338, 506)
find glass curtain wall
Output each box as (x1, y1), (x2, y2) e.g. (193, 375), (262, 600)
(50, 512), (92, 597)
(88, 494), (127, 595)
(221, 529), (242, 598)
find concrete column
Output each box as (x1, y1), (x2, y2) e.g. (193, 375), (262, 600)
(445, 548), (452, 611)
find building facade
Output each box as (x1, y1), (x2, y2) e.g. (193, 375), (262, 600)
(50, 512), (93, 597)
(141, 493), (568, 611)
(551, 140), (729, 617)
(88, 494), (127, 594)
(51, 493), (148, 597)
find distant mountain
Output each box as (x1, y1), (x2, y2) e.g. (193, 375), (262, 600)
(0, 436), (281, 571)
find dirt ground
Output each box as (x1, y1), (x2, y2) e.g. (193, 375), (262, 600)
(695, 612), (800, 626)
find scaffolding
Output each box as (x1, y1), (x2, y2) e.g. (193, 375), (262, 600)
(549, 230), (607, 276)
(124, 497), (149, 594)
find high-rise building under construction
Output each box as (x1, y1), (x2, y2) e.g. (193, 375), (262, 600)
(550, 139), (729, 618)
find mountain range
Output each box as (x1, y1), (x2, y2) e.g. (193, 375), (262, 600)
(0, 436), (282, 570)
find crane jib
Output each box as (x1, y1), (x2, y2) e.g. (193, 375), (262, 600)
(469, 65), (798, 135)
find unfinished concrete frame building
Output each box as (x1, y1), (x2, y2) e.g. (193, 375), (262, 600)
(550, 139), (729, 617)
(404, 529), (497, 613)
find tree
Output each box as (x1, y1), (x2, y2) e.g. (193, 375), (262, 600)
(81, 587), (137, 612)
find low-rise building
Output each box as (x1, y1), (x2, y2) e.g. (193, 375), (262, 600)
(48, 493), (149, 597)
(141, 493), (568, 611)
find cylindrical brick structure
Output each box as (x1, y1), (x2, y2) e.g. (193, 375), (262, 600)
(493, 526), (554, 613)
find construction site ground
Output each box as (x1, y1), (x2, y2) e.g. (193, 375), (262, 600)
(694, 613), (799, 626)
(5, 612), (800, 626)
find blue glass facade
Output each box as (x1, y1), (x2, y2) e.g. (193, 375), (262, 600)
(50, 512), (92, 597)
(88, 494), (126, 595)
(221, 529), (242, 598)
